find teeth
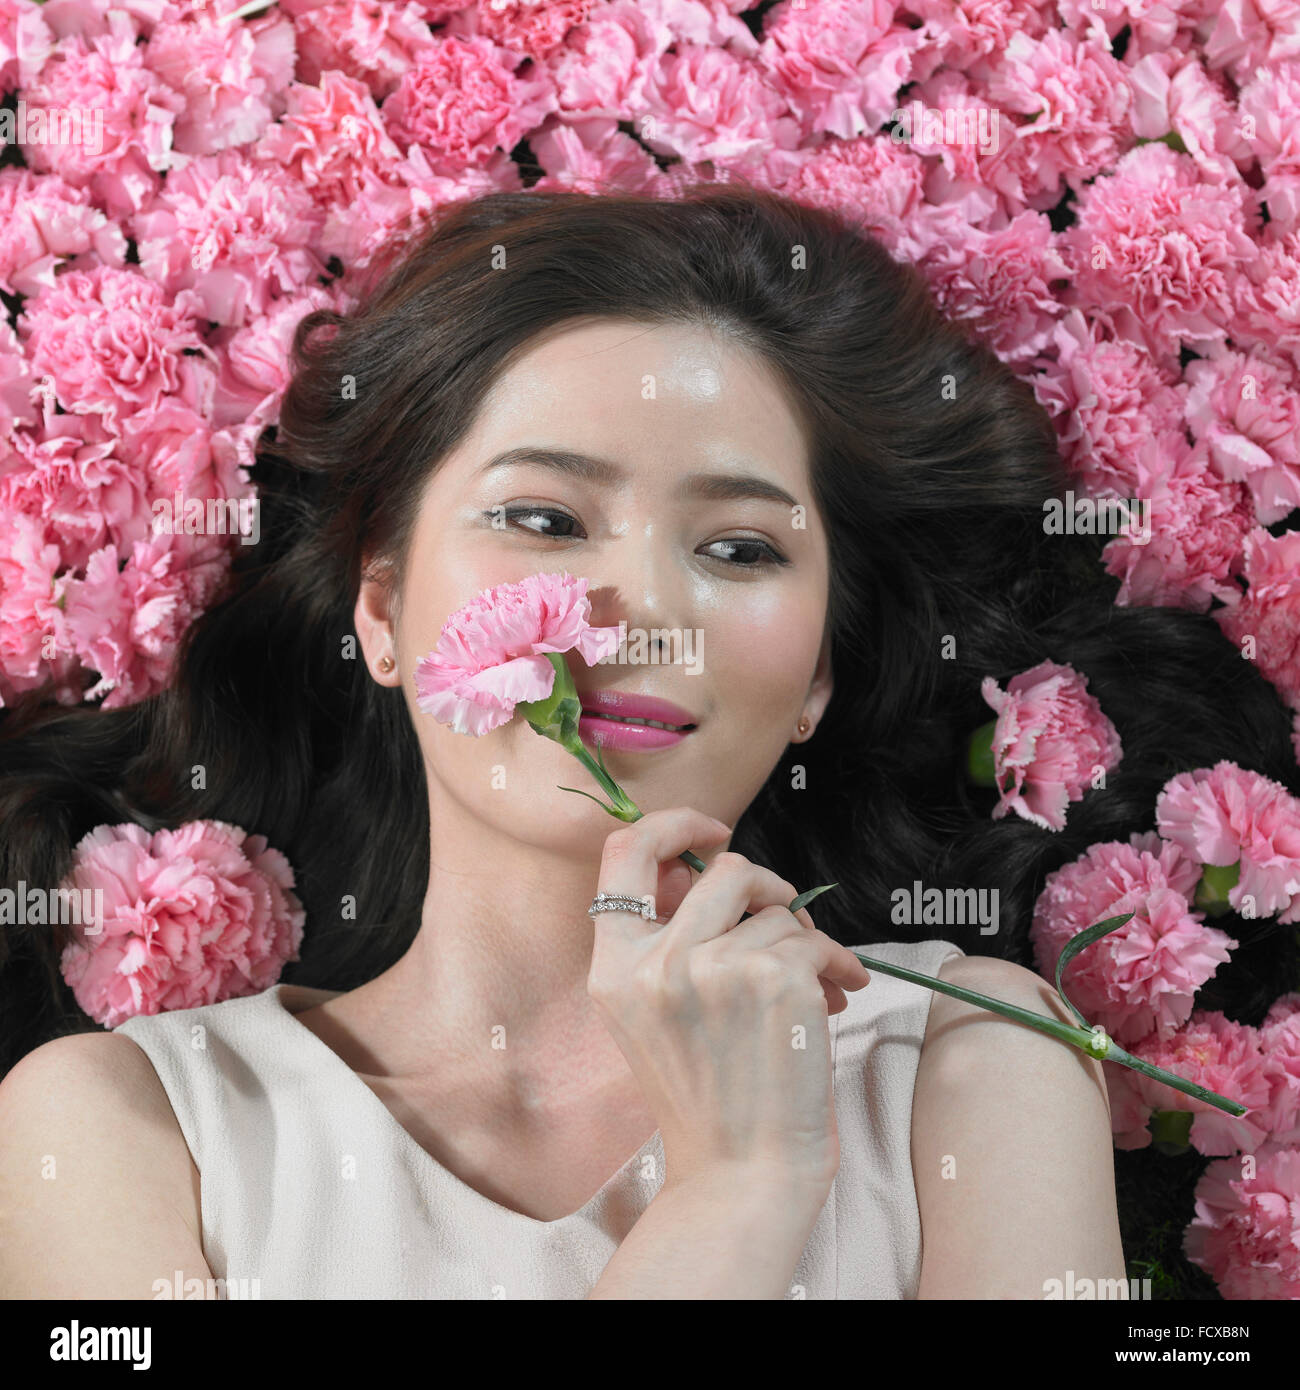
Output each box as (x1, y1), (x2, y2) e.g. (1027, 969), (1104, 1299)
(584, 711), (689, 731)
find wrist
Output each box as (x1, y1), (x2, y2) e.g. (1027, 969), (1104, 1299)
(663, 1159), (834, 1214)
(589, 1161), (830, 1299)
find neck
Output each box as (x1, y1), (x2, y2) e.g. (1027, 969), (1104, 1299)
(352, 792), (656, 1114)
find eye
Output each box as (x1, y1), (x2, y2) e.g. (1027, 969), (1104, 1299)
(700, 537), (790, 568)
(487, 506), (789, 569)
(493, 506), (585, 540)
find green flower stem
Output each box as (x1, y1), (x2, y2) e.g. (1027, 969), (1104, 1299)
(849, 950), (1247, 1118)
(560, 737), (839, 903)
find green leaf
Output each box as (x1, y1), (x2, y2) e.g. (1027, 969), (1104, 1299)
(1054, 911), (1136, 1027)
(789, 882), (839, 914)
(1193, 861), (1240, 917)
(1148, 1109), (1193, 1155)
(555, 784), (623, 818)
(516, 652), (573, 736)
(1136, 131), (1188, 154)
(966, 720), (998, 786)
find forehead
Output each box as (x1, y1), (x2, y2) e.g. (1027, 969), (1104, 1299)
(458, 317), (812, 483)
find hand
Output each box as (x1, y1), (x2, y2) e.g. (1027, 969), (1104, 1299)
(586, 807), (872, 1194)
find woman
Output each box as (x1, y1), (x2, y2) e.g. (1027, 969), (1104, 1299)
(0, 185), (1292, 1299)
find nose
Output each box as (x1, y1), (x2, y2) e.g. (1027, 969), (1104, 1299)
(581, 529), (685, 662)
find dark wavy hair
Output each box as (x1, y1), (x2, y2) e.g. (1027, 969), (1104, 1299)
(2, 182), (1297, 1084)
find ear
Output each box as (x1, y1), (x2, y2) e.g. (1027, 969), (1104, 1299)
(796, 626), (834, 741)
(354, 556), (401, 687)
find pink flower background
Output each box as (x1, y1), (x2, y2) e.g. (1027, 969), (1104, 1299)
(4, 0), (1300, 1299)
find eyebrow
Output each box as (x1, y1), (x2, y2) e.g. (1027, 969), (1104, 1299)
(478, 446), (799, 508)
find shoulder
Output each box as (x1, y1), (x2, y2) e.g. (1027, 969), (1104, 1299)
(924, 953), (1076, 1040)
(919, 953), (1107, 1104)
(1, 1028), (181, 1122)
(909, 954), (1126, 1296)
(0, 1032), (203, 1275)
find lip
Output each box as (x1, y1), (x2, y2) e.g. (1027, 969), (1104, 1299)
(576, 688), (699, 753)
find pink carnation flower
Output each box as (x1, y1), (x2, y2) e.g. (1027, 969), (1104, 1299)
(775, 133), (927, 261)
(31, 0), (185, 41)
(113, 403), (256, 544)
(473, 0), (592, 61)
(1127, 50), (1254, 187)
(544, 0), (658, 117)
(889, 73), (1010, 229)
(293, 0), (442, 100)
(913, 208), (1067, 365)
(142, 3), (296, 156)
(59, 819), (306, 1028)
(0, 317), (41, 446)
(1233, 227), (1300, 373)
(639, 43), (800, 173)
(1104, 1011), (1275, 1156)
(1100, 434), (1254, 613)
(1183, 1142), (1300, 1300)
(758, 0), (925, 141)
(528, 115), (661, 195)
(208, 285), (341, 429)
(414, 571), (623, 736)
(131, 150), (327, 329)
(1030, 310), (1187, 498)
(1183, 346), (1300, 526)
(20, 10), (186, 219)
(1260, 996), (1300, 1145)
(907, 0), (1054, 75)
(319, 141), (513, 276)
(1237, 62), (1300, 235)
(1156, 761), (1300, 924)
(980, 28), (1132, 213)
(61, 530), (232, 708)
(1, 411), (147, 574)
(0, 169), (127, 299)
(16, 264), (212, 430)
(1032, 831), (1235, 1044)
(1072, 0), (1208, 67)
(979, 658), (1123, 832)
(0, 0), (54, 92)
(1214, 528), (1300, 715)
(254, 70), (408, 208)
(382, 33), (557, 175)
(1060, 142), (1260, 367)
(1203, 0), (1300, 87)
(0, 510), (74, 706)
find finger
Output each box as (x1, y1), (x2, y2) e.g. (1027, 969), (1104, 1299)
(709, 902), (811, 954)
(770, 930), (872, 991)
(652, 856), (697, 924)
(594, 808), (732, 938)
(665, 853), (814, 948)
(715, 909), (871, 995)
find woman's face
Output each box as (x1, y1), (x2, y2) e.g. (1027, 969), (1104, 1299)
(356, 316), (833, 857)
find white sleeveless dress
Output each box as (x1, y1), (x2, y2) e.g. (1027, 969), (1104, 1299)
(113, 937), (965, 1299)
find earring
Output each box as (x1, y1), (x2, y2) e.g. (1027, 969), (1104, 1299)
(797, 716), (810, 736)
(378, 655), (395, 674)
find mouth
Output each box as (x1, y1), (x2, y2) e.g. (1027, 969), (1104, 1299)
(576, 690), (698, 751)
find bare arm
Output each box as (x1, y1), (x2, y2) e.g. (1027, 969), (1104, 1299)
(588, 1164), (831, 1300)
(911, 954), (1128, 1299)
(0, 1033), (216, 1298)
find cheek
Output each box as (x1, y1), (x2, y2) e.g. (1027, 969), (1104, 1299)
(697, 587), (822, 708)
